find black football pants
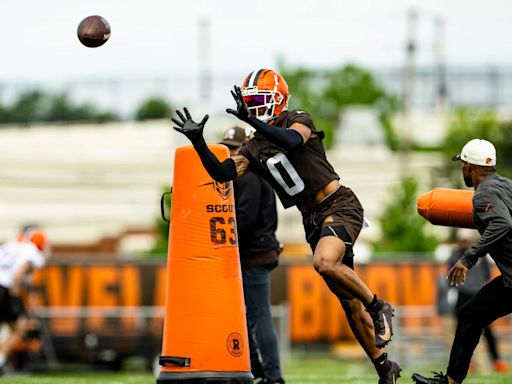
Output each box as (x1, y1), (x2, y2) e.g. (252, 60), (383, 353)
(447, 275), (512, 382)
(456, 291), (500, 362)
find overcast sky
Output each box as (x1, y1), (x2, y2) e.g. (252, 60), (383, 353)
(1, 0), (511, 84)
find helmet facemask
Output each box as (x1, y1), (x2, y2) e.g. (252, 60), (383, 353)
(242, 87), (285, 123)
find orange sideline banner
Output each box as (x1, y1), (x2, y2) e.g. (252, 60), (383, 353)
(29, 262), (505, 345)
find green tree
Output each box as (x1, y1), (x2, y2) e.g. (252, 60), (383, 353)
(135, 97), (172, 121)
(45, 94), (119, 123)
(279, 66), (331, 147)
(436, 108), (512, 186)
(279, 63), (399, 149)
(0, 90), (119, 125)
(3, 90), (46, 124)
(494, 120), (512, 177)
(373, 177), (438, 255)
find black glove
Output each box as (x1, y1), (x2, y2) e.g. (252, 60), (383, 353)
(172, 107), (209, 147)
(226, 85), (250, 122)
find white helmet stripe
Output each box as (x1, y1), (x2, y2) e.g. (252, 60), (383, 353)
(247, 70), (258, 87)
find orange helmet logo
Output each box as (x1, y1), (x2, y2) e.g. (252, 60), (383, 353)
(241, 69), (289, 123)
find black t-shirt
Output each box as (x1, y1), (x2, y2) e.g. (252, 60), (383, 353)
(239, 110), (339, 208)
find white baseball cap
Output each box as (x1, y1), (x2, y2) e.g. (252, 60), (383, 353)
(451, 139), (496, 166)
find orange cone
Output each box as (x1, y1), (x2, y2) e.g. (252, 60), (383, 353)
(157, 145), (252, 383)
(417, 188), (475, 229)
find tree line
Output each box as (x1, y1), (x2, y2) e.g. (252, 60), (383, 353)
(0, 90), (172, 125)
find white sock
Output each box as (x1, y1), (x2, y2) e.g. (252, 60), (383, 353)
(0, 353), (6, 366)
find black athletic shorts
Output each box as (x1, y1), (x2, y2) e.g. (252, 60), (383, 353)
(302, 185), (364, 269)
(0, 285), (26, 323)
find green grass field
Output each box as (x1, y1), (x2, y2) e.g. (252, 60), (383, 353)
(0, 358), (510, 383)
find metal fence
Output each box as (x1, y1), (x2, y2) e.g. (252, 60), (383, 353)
(389, 305), (512, 368)
(31, 303), (290, 369)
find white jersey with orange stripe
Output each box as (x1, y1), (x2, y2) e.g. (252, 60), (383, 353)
(0, 240), (46, 288)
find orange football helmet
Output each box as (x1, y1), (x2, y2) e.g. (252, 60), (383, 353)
(241, 69), (289, 123)
(20, 227), (49, 253)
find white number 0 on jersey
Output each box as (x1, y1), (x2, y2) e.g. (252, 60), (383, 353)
(266, 153), (305, 196)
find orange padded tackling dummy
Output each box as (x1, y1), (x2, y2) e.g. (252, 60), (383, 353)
(417, 188), (475, 229)
(157, 145), (252, 384)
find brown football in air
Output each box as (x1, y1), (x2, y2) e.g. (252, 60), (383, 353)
(77, 15), (111, 48)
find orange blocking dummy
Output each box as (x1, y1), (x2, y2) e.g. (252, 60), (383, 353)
(417, 188), (475, 229)
(157, 145), (252, 384)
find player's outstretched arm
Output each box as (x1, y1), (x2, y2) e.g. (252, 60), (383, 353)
(226, 86), (304, 151)
(172, 108), (237, 182)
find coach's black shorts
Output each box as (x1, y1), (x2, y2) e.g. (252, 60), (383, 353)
(302, 185), (364, 269)
(0, 285), (26, 323)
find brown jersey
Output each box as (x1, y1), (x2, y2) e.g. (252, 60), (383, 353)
(239, 110), (339, 208)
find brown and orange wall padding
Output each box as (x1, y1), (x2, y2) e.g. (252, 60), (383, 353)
(417, 188), (475, 229)
(157, 145), (252, 384)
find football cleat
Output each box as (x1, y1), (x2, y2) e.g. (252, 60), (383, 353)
(367, 299), (395, 349)
(263, 378), (285, 384)
(412, 371), (448, 384)
(379, 360), (401, 384)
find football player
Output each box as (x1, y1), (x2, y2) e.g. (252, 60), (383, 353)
(0, 227), (49, 373)
(173, 69), (401, 383)
(413, 139), (512, 384)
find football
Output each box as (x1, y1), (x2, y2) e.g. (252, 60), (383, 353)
(77, 15), (111, 48)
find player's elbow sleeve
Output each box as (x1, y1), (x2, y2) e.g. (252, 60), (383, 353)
(285, 129), (304, 150)
(247, 115), (303, 150)
(208, 158), (237, 182)
(195, 142), (237, 182)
